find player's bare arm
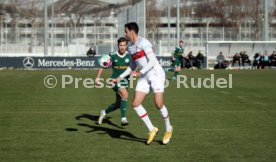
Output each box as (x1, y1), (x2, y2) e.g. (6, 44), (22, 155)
(96, 67), (104, 85)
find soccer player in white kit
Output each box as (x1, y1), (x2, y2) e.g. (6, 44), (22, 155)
(113, 22), (173, 145)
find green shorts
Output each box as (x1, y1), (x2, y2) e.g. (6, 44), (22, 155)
(112, 78), (129, 92)
(173, 60), (181, 68)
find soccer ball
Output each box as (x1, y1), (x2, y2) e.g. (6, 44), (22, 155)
(98, 55), (112, 68)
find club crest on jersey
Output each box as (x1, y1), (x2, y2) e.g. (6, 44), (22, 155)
(125, 59), (129, 63)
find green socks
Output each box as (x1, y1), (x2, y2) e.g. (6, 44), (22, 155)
(105, 103), (117, 114)
(174, 71), (179, 78)
(104, 99), (128, 118)
(120, 99), (128, 118)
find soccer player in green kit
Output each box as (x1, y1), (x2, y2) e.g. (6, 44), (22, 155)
(171, 40), (185, 80)
(96, 37), (130, 126)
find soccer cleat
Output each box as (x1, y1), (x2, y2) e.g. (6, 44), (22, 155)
(98, 110), (106, 125)
(147, 127), (158, 145)
(121, 119), (129, 127)
(162, 127), (173, 144)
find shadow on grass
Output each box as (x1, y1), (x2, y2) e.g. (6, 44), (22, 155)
(77, 123), (148, 143)
(76, 113), (123, 129)
(65, 113), (158, 144)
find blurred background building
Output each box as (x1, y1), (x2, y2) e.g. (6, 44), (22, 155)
(0, 0), (275, 56)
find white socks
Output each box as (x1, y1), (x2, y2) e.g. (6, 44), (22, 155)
(134, 105), (172, 132)
(134, 105), (154, 131)
(160, 105), (172, 131)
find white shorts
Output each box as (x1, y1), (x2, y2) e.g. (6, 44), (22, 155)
(135, 73), (165, 94)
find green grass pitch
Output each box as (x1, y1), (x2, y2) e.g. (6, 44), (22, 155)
(0, 70), (275, 162)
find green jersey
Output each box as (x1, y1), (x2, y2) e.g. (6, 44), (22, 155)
(109, 51), (130, 79)
(173, 47), (184, 61)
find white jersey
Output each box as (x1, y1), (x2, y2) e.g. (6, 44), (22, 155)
(128, 37), (164, 76)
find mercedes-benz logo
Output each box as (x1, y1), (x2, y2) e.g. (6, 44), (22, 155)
(23, 57), (35, 68)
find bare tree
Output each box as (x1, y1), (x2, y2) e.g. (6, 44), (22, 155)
(9, 0), (44, 52)
(146, 0), (162, 44)
(56, 0), (129, 44)
(0, 2), (21, 44)
(245, 0), (263, 40)
(194, 0), (269, 40)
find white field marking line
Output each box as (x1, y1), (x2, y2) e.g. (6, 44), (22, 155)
(0, 110), (275, 114)
(202, 81), (269, 103)
(220, 91), (230, 95)
(236, 95), (268, 106)
(236, 95), (247, 101)
(251, 101), (267, 106)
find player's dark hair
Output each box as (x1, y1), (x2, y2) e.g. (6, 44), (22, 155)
(179, 40), (184, 43)
(125, 22), (139, 34)
(117, 37), (128, 44)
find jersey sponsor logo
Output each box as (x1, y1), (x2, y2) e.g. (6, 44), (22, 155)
(132, 50), (145, 60)
(113, 65), (128, 69)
